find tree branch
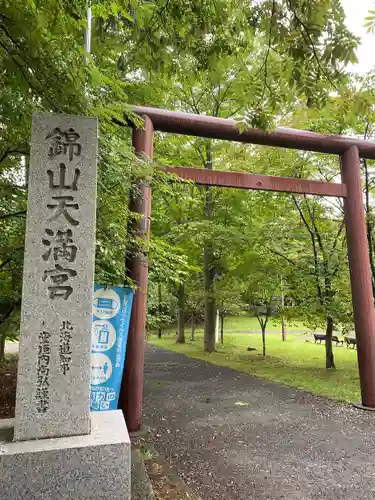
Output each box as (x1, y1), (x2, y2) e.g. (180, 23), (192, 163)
(265, 246), (296, 267)
(0, 210), (26, 220)
(0, 302), (14, 328)
(255, 0), (275, 108)
(0, 28), (60, 111)
(292, 196), (323, 302)
(287, 1), (339, 92)
(0, 147), (29, 165)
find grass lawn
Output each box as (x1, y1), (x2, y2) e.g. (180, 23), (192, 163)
(188, 315), (325, 334)
(148, 328), (361, 403)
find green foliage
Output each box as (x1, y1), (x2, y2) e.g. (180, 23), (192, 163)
(0, 0), (371, 358)
(365, 9), (375, 34)
(0, 0), (136, 342)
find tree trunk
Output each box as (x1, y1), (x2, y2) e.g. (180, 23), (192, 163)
(191, 313), (195, 341)
(262, 328), (266, 357)
(220, 313), (224, 344)
(0, 303), (14, 362)
(281, 290), (286, 341)
(25, 154), (30, 188)
(176, 284), (185, 343)
(363, 158), (375, 298)
(158, 282), (162, 339)
(281, 318), (286, 342)
(204, 249), (216, 352)
(325, 315), (335, 369)
(0, 332), (5, 362)
(204, 146), (216, 352)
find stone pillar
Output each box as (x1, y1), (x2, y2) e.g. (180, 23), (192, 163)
(0, 113), (130, 500)
(14, 112), (97, 441)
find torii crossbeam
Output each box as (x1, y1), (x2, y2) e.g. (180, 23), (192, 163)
(119, 106), (375, 432)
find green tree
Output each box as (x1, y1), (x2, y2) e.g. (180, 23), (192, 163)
(0, 0), (361, 357)
(0, 0), (138, 345)
(242, 258), (282, 356)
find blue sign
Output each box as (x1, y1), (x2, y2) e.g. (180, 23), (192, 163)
(90, 285), (133, 411)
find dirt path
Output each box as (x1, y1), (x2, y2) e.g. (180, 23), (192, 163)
(143, 345), (375, 500)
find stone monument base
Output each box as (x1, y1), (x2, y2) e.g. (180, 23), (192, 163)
(0, 410), (130, 500)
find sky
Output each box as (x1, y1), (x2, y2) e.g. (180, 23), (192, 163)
(342, 0), (375, 74)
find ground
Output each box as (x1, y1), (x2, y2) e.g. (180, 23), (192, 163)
(133, 439), (200, 500)
(149, 324), (360, 402)
(0, 317), (364, 499)
(143, 345), (375, 500)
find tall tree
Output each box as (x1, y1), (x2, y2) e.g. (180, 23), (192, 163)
(129, 0), (358, 352)
(0, 1), (361, 354)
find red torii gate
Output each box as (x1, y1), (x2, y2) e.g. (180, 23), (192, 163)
(119, 106), (375, 432)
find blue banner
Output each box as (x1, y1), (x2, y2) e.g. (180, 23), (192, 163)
(90, 285), (133, 411)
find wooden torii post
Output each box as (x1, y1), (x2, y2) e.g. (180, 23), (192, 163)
(119, 106), (375, 432)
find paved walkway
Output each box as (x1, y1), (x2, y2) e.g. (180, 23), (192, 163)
(143, 346), (375, 500)
(5, 342), (19, 355)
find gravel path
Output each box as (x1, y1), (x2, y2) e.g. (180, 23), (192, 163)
(143, 345), (375, 500)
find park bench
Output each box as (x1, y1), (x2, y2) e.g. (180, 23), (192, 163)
(313, 334), (343, 346)
(345, 337), (357, 349)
